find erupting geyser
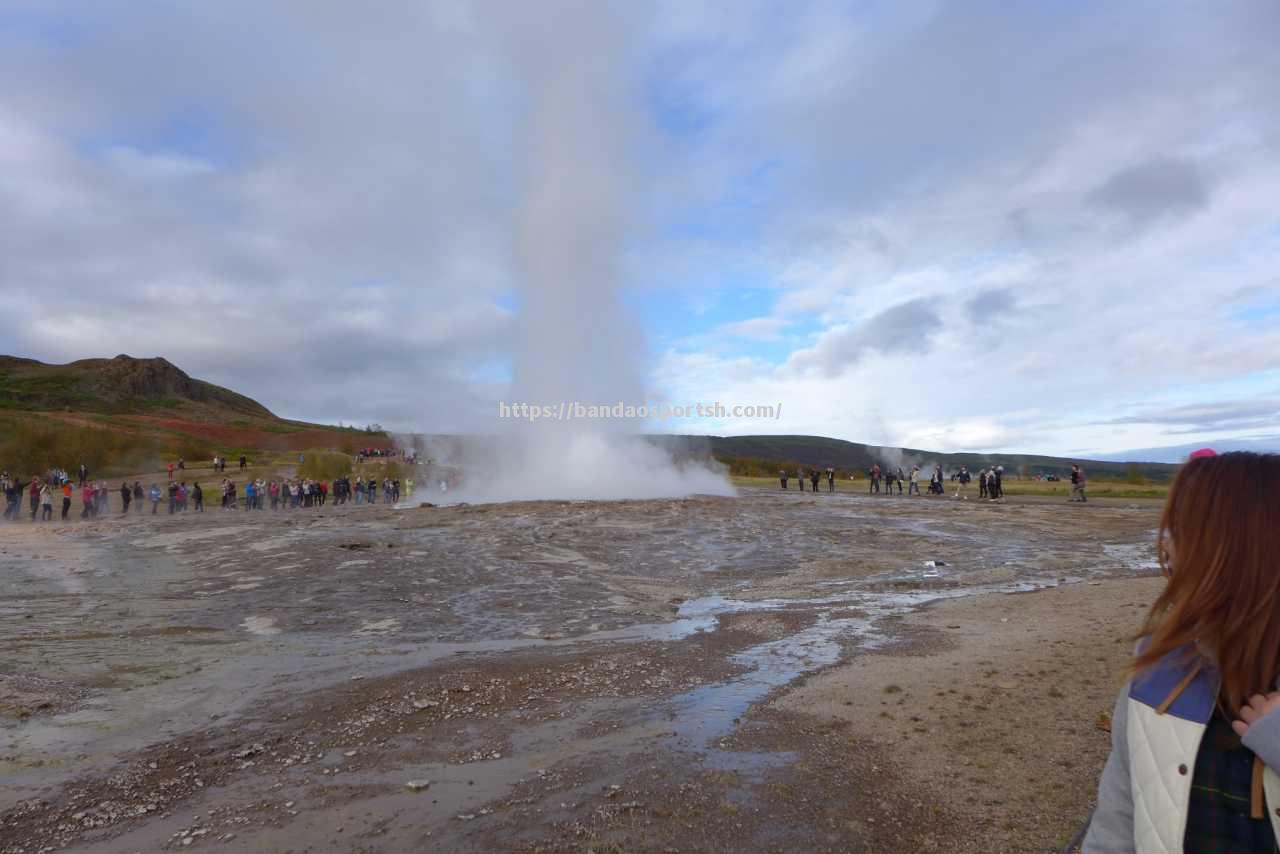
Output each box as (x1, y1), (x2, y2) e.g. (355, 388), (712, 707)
(455, 1), (731, 503)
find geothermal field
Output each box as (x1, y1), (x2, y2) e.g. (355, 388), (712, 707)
(1, 484), (1162, 852)
(6, 4), (1263, 850)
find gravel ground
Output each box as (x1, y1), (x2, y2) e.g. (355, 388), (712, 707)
(1, 485), (1161, 852)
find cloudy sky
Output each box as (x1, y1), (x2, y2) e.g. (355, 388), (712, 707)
(2, 0), (1277, 455)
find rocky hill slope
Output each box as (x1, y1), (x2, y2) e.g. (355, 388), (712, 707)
(0, 354), (273, 417)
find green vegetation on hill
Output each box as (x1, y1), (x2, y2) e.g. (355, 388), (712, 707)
(1, 355), (1180, 484)
(0, 354), (391, 478)
(297, 450), (353, 481)
(0, 354), (272, 416)
(0, 419), (159, 477)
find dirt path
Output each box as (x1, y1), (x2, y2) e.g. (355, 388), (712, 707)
(774, 575), (1162, 852)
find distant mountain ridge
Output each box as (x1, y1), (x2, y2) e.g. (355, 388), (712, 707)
(0, 354), (1185, 478)
(658, 434), (1179, 480)
(0, 354), (273, 417)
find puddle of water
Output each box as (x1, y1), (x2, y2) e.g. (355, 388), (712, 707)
(1102, 542), (1160, 572)
(654, 570), (1085, 774)
(242, 616), (281, 636)
(355, 618), (402, 636)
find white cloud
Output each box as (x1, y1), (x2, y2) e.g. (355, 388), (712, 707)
(718, 316), (788, 341)
(101, 146), (215, 181)
(1, 1), (1277, 455)
(898, 421), (1029, 454)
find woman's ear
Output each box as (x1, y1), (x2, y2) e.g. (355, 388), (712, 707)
(1159, 538), (1175, 577)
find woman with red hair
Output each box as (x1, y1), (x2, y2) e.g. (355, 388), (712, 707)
(1084, 451), (1280, 852)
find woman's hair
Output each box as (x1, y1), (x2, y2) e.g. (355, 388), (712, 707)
(1133, 452), (1280, 713)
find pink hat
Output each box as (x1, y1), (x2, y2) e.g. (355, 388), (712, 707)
(1188, 447), (1217, 460)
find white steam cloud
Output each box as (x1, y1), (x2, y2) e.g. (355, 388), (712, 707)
(442, 1), (731, 503)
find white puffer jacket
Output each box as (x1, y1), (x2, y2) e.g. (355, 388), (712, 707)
(1083, 646), (1280, 853)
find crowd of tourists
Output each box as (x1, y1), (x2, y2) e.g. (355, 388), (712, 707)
(355, 448), (408, 461)
(221, 475), (407, 510)
(1, 464), (414, 522)
(777, 462), (1087, 503)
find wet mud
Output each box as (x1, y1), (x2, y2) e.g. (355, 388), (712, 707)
(0, 486), (1160, 852)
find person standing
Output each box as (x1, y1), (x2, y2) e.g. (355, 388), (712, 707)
(909, 466), (921, 496)
(239, 455), (247, 470)
(120, 481), (131, 514)
(81, 483), (95, 519)
(1070, 465), (1087, 502)
(61, 481), (72, 519)
(192, 482), (203, 511)
(5, 477), (23, 521)
(39, 482), (52, 521)
(78, 463), (87, 488)
(954, 466), (971, 500)
(133, 481), (144, 512)
(28, 478), (41, 520)
(167, 462), (174, 482)
(826, 468), (835, 493)
(779, 469), (788, 490)
(1081, 451), (1280, 851)
(148, 483), (162, 514)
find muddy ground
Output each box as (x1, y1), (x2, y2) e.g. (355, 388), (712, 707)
(0, 485), (1162, 852)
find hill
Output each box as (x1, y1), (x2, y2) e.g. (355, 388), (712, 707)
(0, 354), (389, 477)
(675, 434), (1178, 481)
(0, 354), (272, 416)
(1, 354), (1180, 482)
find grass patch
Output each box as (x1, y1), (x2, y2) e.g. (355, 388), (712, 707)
(297, 449), (354, 481)
(131, 397), (184, 410)
(0, 415), (161, 478)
